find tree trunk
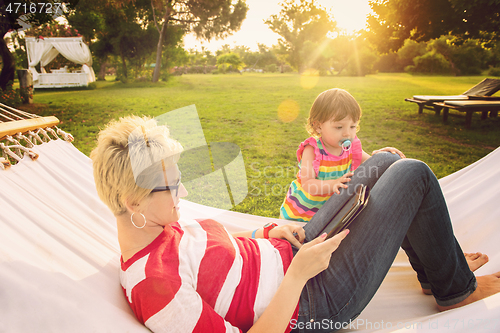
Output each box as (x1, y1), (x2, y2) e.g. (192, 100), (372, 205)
(121, 53), (127, 78)
(336, 61), (349, 76)
(0, 35), (16, 91)
(17, 69), (33, 104)
(152, 19), (168, 83)
(98, 59), (108, 81)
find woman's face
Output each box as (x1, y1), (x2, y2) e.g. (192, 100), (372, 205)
(142, 166), (188, 227)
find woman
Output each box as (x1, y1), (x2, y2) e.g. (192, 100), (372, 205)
(90, 115), (500, 333)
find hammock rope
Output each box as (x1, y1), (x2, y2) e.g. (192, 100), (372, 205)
(0, 102), (73, 169)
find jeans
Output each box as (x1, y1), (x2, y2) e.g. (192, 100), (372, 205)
(290, 153), (476, 332)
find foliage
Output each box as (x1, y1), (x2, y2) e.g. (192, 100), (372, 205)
(65, 0), (104, 44)
(398, 36), (494, 75)
(187, 48), (217, 70)
(373, 34), (499, 75)
(265, 0), (336, 72)
(0, 82), (24, 106)
(265, 64), (278, 73)
(328, 36), (351, 74)
(448, 39), (489, 75)
(217, 52), (243, 73)
(345, 44), (378, 76)
(374, 39), (427, 73)
(72, 0), (158, 81)
(406, 52), (453, 74)
(367, 0), (500, 53)
(0, 0), (79, 89)
(24, 22), (80, 38)
(256, 44), (279, 68)
(68, 0), (188, 82)
(142, 0), (248, 82)
(4, 31), (28, 69)
(489, 67), (500, 76)
(373, 52), (399, 72)
(396, 39), (427, 69)
(66, 0), (107, 78)
(300, 39), (332, 73)
(328, 34), (378, 76)
(230, 44), (278, 70)
(488, 42), (500, 68)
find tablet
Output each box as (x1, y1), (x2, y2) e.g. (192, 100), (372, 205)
(325, 185), (370, 239)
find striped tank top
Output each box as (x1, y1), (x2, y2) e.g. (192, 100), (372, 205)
(280, 136), (363, 222)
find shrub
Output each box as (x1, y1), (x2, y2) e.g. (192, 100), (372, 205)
(344, 47), (377, 76)
(0, 83), (24, 106)
(374, 52), (403, 72)
(450, 40), (488, 75)
(489, 67), (500, 76)
(265, 64), (277, 73)
(86, 82), (97, 90)
(281, 65), (293, 73)
(397, 40), (427, 68)
(407, 52), (453, 74)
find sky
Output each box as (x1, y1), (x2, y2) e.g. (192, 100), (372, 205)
(183, 0), (373, 52)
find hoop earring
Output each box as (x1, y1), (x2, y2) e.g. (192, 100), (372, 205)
(131, 212), (147, 229)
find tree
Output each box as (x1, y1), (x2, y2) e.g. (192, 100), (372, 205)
(66, 0), (107, 79)
(367, 0), (500, 53)
(146, 0), (248, 82)
(265, 0), (336, 72)
(216, 52), (243, 73)
(396, 39), (427, 69)
(256, 44), (278, 68)
(0, 0), (78, 89)
(68, 0), (159, 81)
(329, 34), (377, 76)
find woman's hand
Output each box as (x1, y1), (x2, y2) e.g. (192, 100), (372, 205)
(287, 230), (350, 284)
(372, 147), (406, 159)
(268, 223), (306, 248)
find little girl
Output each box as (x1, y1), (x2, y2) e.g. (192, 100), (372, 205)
(280, 88), (405, 222)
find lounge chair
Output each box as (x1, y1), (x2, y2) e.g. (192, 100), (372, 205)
(405, 78), (500, 114)
(434, 100), (500, 129)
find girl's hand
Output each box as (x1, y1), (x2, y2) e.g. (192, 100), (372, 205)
(268, 223), (306, 248)
(372, 147), (406, 159)
(330, 172), (354, 194)
(287, 230), (350, 283)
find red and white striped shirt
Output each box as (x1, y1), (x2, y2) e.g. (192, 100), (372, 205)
(120, 219), (299, 332)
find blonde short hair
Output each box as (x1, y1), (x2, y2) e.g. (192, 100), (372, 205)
(90, 115), (183, 215)
(306, 88), (362, 137)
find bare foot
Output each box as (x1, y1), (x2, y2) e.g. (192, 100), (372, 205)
(422, 252), (489, 295)
(464, 252), (489, 271)
(437, 272), (500, 311)
(422, 288), (433, 295)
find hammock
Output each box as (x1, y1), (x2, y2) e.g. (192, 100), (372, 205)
(1, 106), (499, 332)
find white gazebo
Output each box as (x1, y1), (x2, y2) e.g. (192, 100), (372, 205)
(25, 37), (96, 89)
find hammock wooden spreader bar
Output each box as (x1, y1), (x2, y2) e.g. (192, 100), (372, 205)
(0, 116), (60, 139)
(0, 103), (74, 170)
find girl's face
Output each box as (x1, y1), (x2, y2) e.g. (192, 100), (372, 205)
(316, 116), (358, 155)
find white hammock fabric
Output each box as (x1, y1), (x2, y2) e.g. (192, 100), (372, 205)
(0, 140), (499, 332)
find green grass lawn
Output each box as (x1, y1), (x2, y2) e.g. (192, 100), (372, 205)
(28, 73), (500, 218)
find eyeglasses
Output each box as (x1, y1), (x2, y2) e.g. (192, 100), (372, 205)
(151, 171), (181, 197)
